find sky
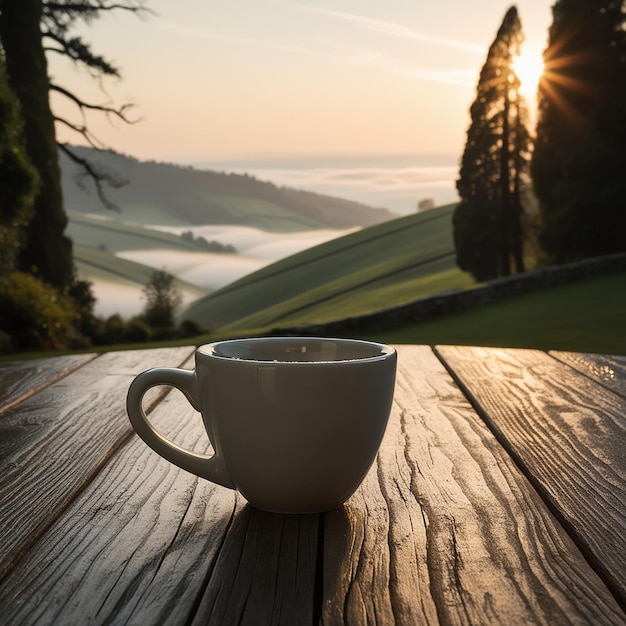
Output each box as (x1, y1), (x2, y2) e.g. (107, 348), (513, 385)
(49, 0), (554, 165)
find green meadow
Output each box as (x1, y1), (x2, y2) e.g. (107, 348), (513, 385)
(183, 204), (475, 330)
(363, 270), (626, 355)
(181, 202), (625, 356)
(66, 212), (201, 253)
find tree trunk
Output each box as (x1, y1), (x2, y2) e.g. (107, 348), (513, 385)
(499, 85), (511, 276)
(0, 0), (74, 288)
(511, 98), (526, 274)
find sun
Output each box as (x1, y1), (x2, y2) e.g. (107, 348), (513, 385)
(513, 43), (545, 101)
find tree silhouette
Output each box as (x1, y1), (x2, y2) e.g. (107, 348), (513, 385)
(142, 269), (182, 334)
(531, 0), (626, 262)
(454, 6), (532, 281)
(0, 0), (146, 288)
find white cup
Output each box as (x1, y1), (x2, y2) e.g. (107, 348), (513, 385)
(127, 337), (397, 513)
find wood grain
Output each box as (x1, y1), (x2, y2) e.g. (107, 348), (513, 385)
(0, 355), (319, 625)
(0, 353), (96, 413)
(2, 345), (624, 624)
(322, 346), (625, 624)
(436, 345), (626, 610)
(0, 346), (195, 582)
(550, 351), (626, 398)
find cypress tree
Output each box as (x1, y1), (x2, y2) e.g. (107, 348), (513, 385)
(454, 6), (532, 281)
(531, 0), (626, 262)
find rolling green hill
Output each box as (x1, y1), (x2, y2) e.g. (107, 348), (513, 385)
(182, 204), (475, 331)
(60, 146), (395, 231)
(66, 212), (214, 253)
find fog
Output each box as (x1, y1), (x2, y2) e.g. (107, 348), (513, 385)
(91, 226), (355, 318)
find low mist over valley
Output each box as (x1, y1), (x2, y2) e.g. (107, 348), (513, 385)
(60, 147), (400, 318)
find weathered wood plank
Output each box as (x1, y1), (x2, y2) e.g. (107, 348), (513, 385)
(0, 355), (319, 625)
(550, 351), (626, 398)
(191, 508), (319, 626)
(0, 353), (96, 413)
(436, 345), (626, 610)
(0, 346), (195, 582)
(322, 346), (625, 624)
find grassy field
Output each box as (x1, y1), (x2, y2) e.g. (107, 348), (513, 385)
(183, 204), (474, 330)
(66, 212), (203, 253)
(361, 270), (626, 355)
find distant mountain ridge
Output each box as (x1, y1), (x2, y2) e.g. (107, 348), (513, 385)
(59, 146), (396, 231)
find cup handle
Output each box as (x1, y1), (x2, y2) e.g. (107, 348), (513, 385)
(126, 367), (235, 489)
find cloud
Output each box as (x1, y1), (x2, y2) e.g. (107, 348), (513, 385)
(291, 4), (484, 54)
(154, 16), (330, 59)
(154, 10), (478, 88)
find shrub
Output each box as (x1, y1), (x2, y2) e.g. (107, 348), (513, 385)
(178, 318), (205, 338)
(0, 330), (13, 355)
(125, 316), (153, 343)
(96, 314), (127, 345)
(0, 272), (73, 351)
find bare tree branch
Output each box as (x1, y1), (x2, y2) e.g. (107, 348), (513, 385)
(43, 31), (120, 76)
(59, 143), (128, 212)
(40, 1), (150, 212)
(50, 83), (139, 123)
(44, 1), (147, 14)
(54, 115), (105, 148)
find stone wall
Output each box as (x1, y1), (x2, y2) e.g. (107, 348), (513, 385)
(271, 252), (626, 337)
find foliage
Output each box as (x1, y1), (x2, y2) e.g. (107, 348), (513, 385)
(0, 57), (39, 275)
(124, 316), (153, 343)
(142, 269), (183, 336)
(67, 277), (99, 340)
(454, 6), (533, 281)
(0, 272), (74, 352)
(531, 0), (626, 262)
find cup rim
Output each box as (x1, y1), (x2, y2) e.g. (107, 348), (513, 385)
(197, 336), (395, 364)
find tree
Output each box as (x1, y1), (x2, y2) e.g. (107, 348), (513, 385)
(454, 6), (532, 281)
(0, 0), (72, 287)
(0, 0), (145, 288)
(0, 56), (39, 275)
(531, 0), (626, 262)
(142, 269), (182, 335)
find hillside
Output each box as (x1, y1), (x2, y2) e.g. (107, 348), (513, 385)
(182, 203), (475, 331)
(60, 146), (395, 231)
(66, 212), (223, 253)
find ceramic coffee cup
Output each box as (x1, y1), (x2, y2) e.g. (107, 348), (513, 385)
(126, 337), (397, 513)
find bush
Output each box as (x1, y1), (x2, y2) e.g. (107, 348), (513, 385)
(0, 330), (13, 355)
(0, 272), (74, 351)
(178, 318), (205, 338)
(95, 314), (127, 346)
(125, 316), (153, 343)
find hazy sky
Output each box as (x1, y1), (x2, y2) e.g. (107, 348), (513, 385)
(49, 0), (553, 163)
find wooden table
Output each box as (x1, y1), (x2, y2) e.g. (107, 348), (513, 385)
(0, 345), (625, 624)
